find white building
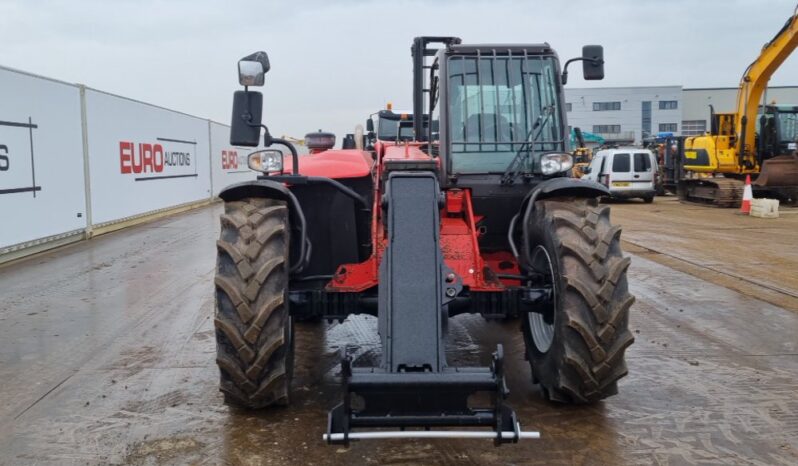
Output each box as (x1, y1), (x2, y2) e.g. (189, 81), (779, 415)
(564, 85), (798, 146)
(682, 86), (798, 136)
(565, 86), (681, 144)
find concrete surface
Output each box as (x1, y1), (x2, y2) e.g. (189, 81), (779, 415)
(0, 200), (796, 465)
(612, 196), (798, 312)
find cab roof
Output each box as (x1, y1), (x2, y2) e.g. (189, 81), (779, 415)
(448, 43), (553, 55)
(596, 147), (653, 155)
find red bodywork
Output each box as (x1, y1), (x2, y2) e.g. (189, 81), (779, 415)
(290, 149), (373, 179)
(295, 142), (520, 294)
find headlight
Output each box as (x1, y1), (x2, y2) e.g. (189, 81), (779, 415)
(247, 149), (283, 173)
(540, 153), (574, 175)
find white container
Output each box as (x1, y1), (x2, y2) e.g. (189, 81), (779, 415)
(750, 198), (780, 218)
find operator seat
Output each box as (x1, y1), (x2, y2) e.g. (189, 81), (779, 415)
(466, 113), (512, 143)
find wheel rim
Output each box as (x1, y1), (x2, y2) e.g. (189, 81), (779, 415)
(528, 245), (556, 353)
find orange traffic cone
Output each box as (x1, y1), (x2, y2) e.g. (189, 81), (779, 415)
(740, 175), (753, 214)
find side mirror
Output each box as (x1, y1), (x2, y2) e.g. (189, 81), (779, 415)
(366, 118), (374, 133)
(582, 45), (604, 80)
(230, 90), (263, 147)
(238, 51), (270, 87)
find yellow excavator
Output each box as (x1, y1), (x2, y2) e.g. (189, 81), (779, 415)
(680, 5), (798, 206)
(280, 135), (306, 146)
(570, 127), (604, 178)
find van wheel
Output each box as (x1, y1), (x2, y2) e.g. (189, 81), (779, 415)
(643, 195), (654, 204)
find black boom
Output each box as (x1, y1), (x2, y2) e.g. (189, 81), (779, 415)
(325, 171), (528, 445)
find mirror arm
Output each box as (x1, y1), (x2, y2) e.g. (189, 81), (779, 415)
(268, 137), (299, 175)
(561, 57), (603, 85)
(240, 122), (299, 173)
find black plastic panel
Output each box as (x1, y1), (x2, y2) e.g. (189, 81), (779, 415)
(378, 172), (445, 372)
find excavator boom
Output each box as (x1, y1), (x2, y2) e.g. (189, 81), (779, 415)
(681, 4), (798, 205)
(736, 5), (798, 165)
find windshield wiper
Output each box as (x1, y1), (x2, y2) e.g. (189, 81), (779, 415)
(501, 105), (555, 185)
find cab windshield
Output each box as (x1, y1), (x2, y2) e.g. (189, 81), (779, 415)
(776, 110), (798, 142)
(378, 117), (414, 141)
(448, 55), (564, 173)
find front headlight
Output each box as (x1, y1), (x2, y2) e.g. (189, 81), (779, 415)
(540, 153), (574, 175)
(247, 149), (283, 173)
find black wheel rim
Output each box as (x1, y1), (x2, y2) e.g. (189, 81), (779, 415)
(528, 245), (556, 353)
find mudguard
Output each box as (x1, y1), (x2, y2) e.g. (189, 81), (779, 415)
(218, 180), (308, 273)
(218, 179), (293, 203)
(519, 177), (609, 216)
(515, 178), (610, 266)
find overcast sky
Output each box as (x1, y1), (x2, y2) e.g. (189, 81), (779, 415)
(2, 0), (797, 139)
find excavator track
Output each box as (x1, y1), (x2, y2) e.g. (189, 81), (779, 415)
(677, 177), (744, 208)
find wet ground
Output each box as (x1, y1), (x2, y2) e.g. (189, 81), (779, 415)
(1, 199), (797, 465)
(611, 196), (798, 313)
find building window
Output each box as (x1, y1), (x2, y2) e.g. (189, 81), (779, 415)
(565, 102), (572, 112)
(659, 100), (678, 110)
(681, 120), (707, 136)
(593, 124), (621, 134)
(593, 101), (621, 111)
(641, 101), (652, 138)
(659, 123), (678, 132)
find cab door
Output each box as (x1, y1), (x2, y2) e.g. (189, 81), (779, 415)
(584, 153), (604, 182)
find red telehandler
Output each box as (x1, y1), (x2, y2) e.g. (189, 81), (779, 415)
(215, 38), (634, 445)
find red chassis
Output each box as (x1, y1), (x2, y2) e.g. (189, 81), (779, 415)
(323, 141), (521, 295)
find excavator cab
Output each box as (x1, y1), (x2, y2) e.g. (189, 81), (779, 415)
(755, 105), (798, 195)
(757, 105), (798, 158)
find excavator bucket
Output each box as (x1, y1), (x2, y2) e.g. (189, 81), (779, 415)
(755, 155), (798, 187)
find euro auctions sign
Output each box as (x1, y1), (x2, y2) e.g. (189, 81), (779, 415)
(221, 149), (239, 170)
(119, 138), (197, 181)
(221, 149), (250, 172)
(0, 117), (41, 197)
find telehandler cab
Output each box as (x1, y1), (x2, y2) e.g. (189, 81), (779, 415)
(215, 39), (634, 445)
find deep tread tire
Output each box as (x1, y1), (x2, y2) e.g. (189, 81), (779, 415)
(215, 198), (293, 409)
(522, 197), (635, 403)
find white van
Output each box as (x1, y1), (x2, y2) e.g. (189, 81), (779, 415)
(582, 148), (658, 203)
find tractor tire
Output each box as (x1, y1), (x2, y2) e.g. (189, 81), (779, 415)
(521, 197), (635, 403)
(214, 198), (293, 409)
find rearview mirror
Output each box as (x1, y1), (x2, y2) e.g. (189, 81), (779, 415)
(238, 51), (270, 86)
(230, 90), (263, 147)
(582, 45), (604, 80)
